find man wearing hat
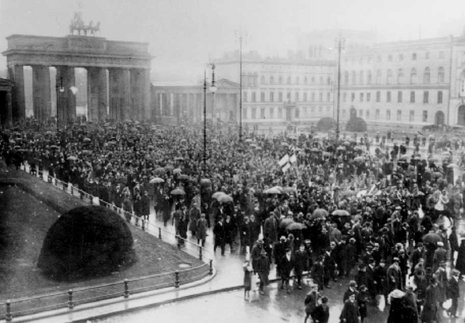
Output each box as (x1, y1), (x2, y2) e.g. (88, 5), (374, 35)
(343, 280), (359, 302)
(387, 257), (402, 292)
(273, 236), (287, 277)
(433, 241), (447, 272)
(446, 269), (460, 318)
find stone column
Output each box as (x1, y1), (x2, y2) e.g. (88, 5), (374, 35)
(109, 68), (130, 121)
(5, 90), (13, 128)
(8, 65), (26, 122)
(143, 69), (151, 121)
(56, 66), (76, 125)
(87, 67), (108, 122)
(32, 65), (51, 122)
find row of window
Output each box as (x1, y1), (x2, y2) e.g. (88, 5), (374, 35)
(345, 50), (446, 65)
(244, 91), (332, 103)
(343, 90), (444, 104)
(351, 109), (431, 123)
(343, 66), (445, 85)
(243, 106), (331, 120)
(258, 75), (332, 86)
(242, 105), (436, 123)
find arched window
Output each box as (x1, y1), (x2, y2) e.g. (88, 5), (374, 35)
(397, 68), (404, 83)
(344, 71), (349, 84)
(386, 69), (393, 84)
(423, 67), (431, 83)
(410, 68), (417, 83)
(438, 67), (445, 83)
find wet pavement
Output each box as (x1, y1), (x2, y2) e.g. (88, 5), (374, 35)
(90, 277), (465, 323)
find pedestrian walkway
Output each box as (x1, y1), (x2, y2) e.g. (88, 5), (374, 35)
(3, 165), (276, 323)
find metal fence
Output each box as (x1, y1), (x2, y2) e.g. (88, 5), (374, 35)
(0, 166), (214, 322)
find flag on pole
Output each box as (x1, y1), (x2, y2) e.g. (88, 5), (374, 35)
(289, 154), (297, 164)
(278, 154), (290, 167)
(282, 163), (291, 173)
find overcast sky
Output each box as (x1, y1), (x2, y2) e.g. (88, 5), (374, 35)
(1, 0), (465, 83)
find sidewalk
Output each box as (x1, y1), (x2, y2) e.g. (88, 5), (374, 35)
(2, 167), (273, 323)
(6, 238), (271, 323)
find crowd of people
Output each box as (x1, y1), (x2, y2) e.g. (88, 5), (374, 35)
(1, 117), (465, 322)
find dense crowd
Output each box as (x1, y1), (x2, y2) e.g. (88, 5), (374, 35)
(1, 117), (465, 322)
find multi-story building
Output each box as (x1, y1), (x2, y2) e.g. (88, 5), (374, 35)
(338, 30), (465, 129)
(152, 28), (465, 131)
(214, 52), (336, 132)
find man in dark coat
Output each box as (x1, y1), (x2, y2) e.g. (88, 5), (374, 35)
(373, 259), (387, 297)
(343, 280), (359, 303)
(449, 226), (459, 262)
(293, 244), (309, 289)
(273, 236), (287, 277)
(263, 212), (278, 243)
(280, 248), (294, 293)
(311, 256), (325, 291)
(213, 217), (226, 255)
(386, 257), (402, 292)
(254, 247), (270, 295)
(446, 269), (460, 318)
(339, 293), (360, 323)
(421, 277), (440, 323)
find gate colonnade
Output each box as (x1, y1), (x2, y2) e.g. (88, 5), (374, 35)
(2, 34), (152, 125)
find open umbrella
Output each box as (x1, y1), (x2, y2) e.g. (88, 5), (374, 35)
(212, 191), (227, 200)
(200, 178), (211, 185)
(264, 186), (283, 195)
(422, 232), (441, 245)
(175, 157), (184, 161)
(83, 137), (91, 143)
(49, 145), (59, 149)
(170, 188), (185, 196)
(245, 138), (253, 143)
(67, 156), (78, 161)
(312, 208), (328, 218)
(354, 156), (365, 163)
(179, 174), (190, 181)
(164, 165), (174, 171)
(279, 218), (294, 229)
(173, 168), (182, 174)
(286, 222), (306, 231)
(332, 209), (350, 217)
(154, 167), (166, 174)
(149, 177), (164, 184)
(217, 194), (233, 203)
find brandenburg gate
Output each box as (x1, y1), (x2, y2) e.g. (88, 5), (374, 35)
(2, 26), (152, 124)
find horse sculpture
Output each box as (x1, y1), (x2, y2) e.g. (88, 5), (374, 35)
(69, 12), (100, 36)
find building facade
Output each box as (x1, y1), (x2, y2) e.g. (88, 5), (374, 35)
(338, 30), (465, 129)
(151, 79), (239, 125)
(214, 54), (336, 132)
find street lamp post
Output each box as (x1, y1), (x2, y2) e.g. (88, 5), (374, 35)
(202, 65), (217, 176)
(335, 36), (344, 144)
(235, 30), (246, 142)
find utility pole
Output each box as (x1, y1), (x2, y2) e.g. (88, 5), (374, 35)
(335, 36), (344, 143)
